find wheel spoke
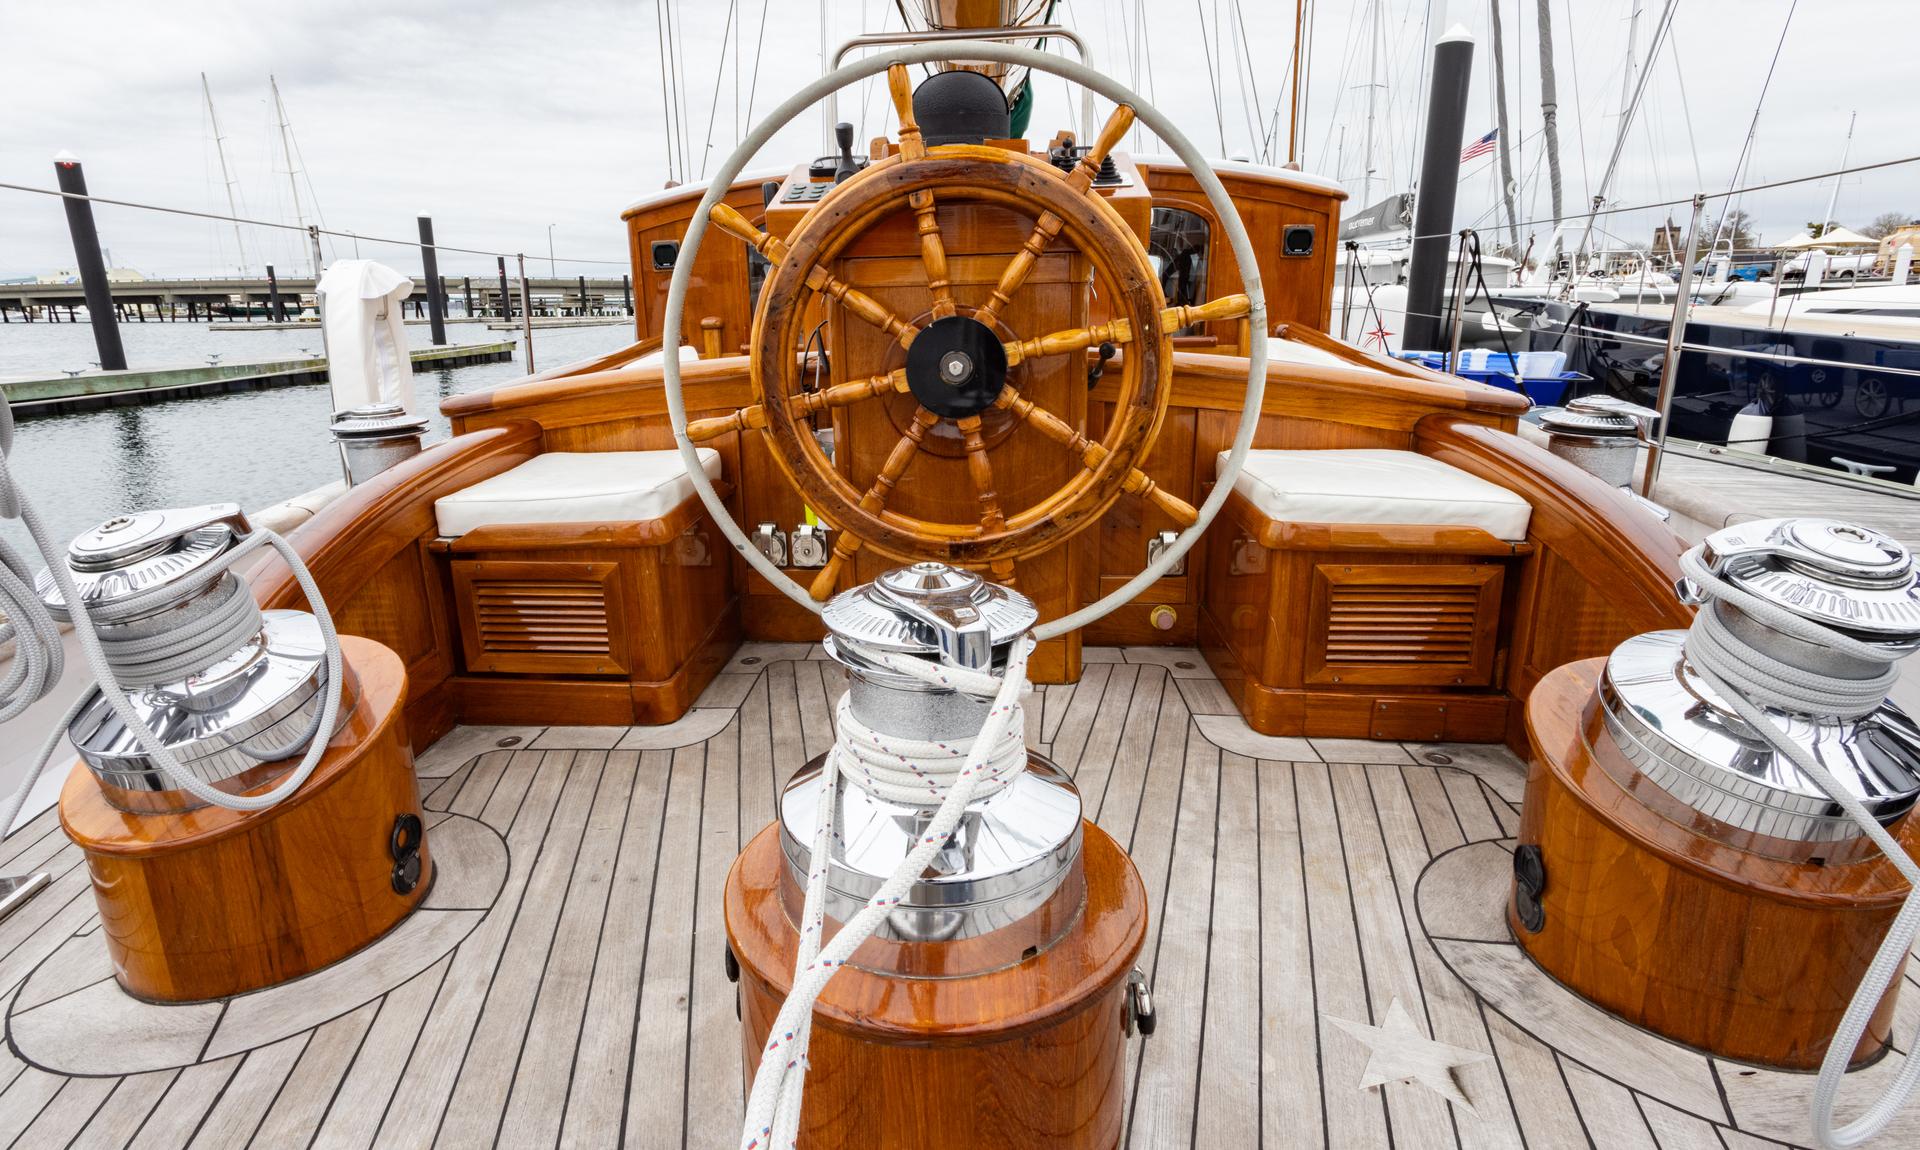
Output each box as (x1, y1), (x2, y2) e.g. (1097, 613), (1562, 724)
(1004, 319), (1132, 368)
(788, 368), (910, 418)
(954, 415), (1008, 539)
(808, 407), (939, 601)
(975, 209), (1065, 329)
(709, 202), (788, 262)
(1064, 104), (1136, 193)
(1162, 293), (1252, 332)
(995, 385), (1198, 527)
(686, 403), (766, 443)
(711, 202), (919, 348)
(888, 64), (924, 161)
(974, 104), (1135, 329)
(805, 267), (920, 348)
(910, 188), (957, 319)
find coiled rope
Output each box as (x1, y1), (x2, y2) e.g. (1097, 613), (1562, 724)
(739, 635), (1034, 1150)
(0, 400), (344, 834)
(1677, 545), (1920, 1149)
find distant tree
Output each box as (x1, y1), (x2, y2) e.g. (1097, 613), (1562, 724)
(1708, 209), (1759, 251)
(1864, 211), (1915, 239)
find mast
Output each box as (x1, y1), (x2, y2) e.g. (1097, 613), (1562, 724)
(1818, 111), (1856, 235)
(1489, 0), (1519, 254)
(1618, 2), (1640, 126)
(201, 73), (249, 275)
(1359, 0), (1385, 204)
(1287, 0), (1304, 163)
(1533, 0), (1564, 268)
(270, 76), (309, 274)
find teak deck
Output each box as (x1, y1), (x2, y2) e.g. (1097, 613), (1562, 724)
(0, 645), (1913, 1148)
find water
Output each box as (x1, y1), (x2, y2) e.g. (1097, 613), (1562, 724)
(0, 320), (636, 557)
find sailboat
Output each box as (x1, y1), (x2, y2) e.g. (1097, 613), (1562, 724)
(0, 5), (1914, 1149)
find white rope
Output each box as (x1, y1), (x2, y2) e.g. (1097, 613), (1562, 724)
(0, 399), (344, 833)
(1677, 545), (1920, 1149)
(739, 635), (1034, 1150)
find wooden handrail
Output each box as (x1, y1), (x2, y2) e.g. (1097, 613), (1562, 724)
(1414, 415), (1689, 628)
(249, 421), (543, 610)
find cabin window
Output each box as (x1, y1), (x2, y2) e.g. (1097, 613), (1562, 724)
(1148, 207), (1211, 334)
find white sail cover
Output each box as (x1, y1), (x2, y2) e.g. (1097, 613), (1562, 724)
(318, 260), (416, 414)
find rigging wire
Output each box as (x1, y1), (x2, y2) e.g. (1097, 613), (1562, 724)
(698, 0), (740, 180)
(1564, 0), (1593, 213)
(1194, 0), (1227, 154)
(0, 181), (635, 265)
(1712, 0), (1800, 255)
(671, 0), (694, 184)
(652, 0), (678, 182)
(1229, 0), (1261, 153)
(742, 0), (772, 136)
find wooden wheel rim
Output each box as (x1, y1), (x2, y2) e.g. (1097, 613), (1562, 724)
(753, 146), (1168, 565)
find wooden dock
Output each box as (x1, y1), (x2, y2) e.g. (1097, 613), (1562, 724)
(0, 342), (515, 417)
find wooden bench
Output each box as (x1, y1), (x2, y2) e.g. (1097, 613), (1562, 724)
(1199, 449), (1534, 742)
(430, 450), (739, 726)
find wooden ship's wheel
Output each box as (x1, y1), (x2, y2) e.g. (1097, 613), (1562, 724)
(679, 62), (1258, 608)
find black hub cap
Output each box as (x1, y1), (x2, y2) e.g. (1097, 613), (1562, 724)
(905, 315), (1008, 418)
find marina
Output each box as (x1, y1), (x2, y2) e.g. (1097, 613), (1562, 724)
(0, 3), (1916, 1149)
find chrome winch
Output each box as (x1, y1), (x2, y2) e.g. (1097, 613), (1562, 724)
(1601, 518), (1920, 849)
(36, 504), (352, 813)
(1536, 395), (1658, 486)
(777, 562), (1081, 970)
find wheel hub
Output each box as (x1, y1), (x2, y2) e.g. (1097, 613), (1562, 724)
(906, 315), (1007, 418)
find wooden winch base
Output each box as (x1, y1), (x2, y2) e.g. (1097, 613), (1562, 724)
(60, 635), (432, 1003)
(1513, 657), (1917, 1070)
(724, 819), (1148, 1149)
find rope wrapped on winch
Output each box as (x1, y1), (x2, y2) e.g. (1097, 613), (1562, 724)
(739, 635), (1034, 1150)
(1677, 543), (1920, 1150)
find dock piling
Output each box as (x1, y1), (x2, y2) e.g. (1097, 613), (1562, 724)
(517, 254), (535, 374)
(497, 257), (512, 321)
(418, 216), (448, 346)
(1402, 29), (1475, 351)
(266, 265), (285, 321)
(622, 274), (632, 316)
(53, 153), (127, 370)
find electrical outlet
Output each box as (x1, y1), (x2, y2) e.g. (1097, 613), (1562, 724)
(790, 523), (831, 568)
(751, 523), (788, 567)
(1145, 530), (1186, 576)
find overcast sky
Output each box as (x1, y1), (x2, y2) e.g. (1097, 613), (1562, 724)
(2, 0), (1911, 280)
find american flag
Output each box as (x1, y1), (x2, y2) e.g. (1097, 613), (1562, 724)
(1460, 128), (1498, 162)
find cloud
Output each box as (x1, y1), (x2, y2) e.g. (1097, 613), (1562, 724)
(1, 0), (1910, 281)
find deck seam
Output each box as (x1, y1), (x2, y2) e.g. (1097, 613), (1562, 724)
(491, 751), (616, 1147)
(616, 747), (681, 1150)
(553, 749), (646, 1150)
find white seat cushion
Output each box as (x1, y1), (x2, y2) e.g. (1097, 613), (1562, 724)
(1220, 448), (1532, 542)
(434, 449), (722, 537)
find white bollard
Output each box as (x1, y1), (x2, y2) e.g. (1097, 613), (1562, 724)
(1895, 243), (1913, 286)
(1804, 251), (1826, 289)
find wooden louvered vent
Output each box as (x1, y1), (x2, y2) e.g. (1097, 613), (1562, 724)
(453, 560), (630, 677)
(1305, 563), (1503, 688)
